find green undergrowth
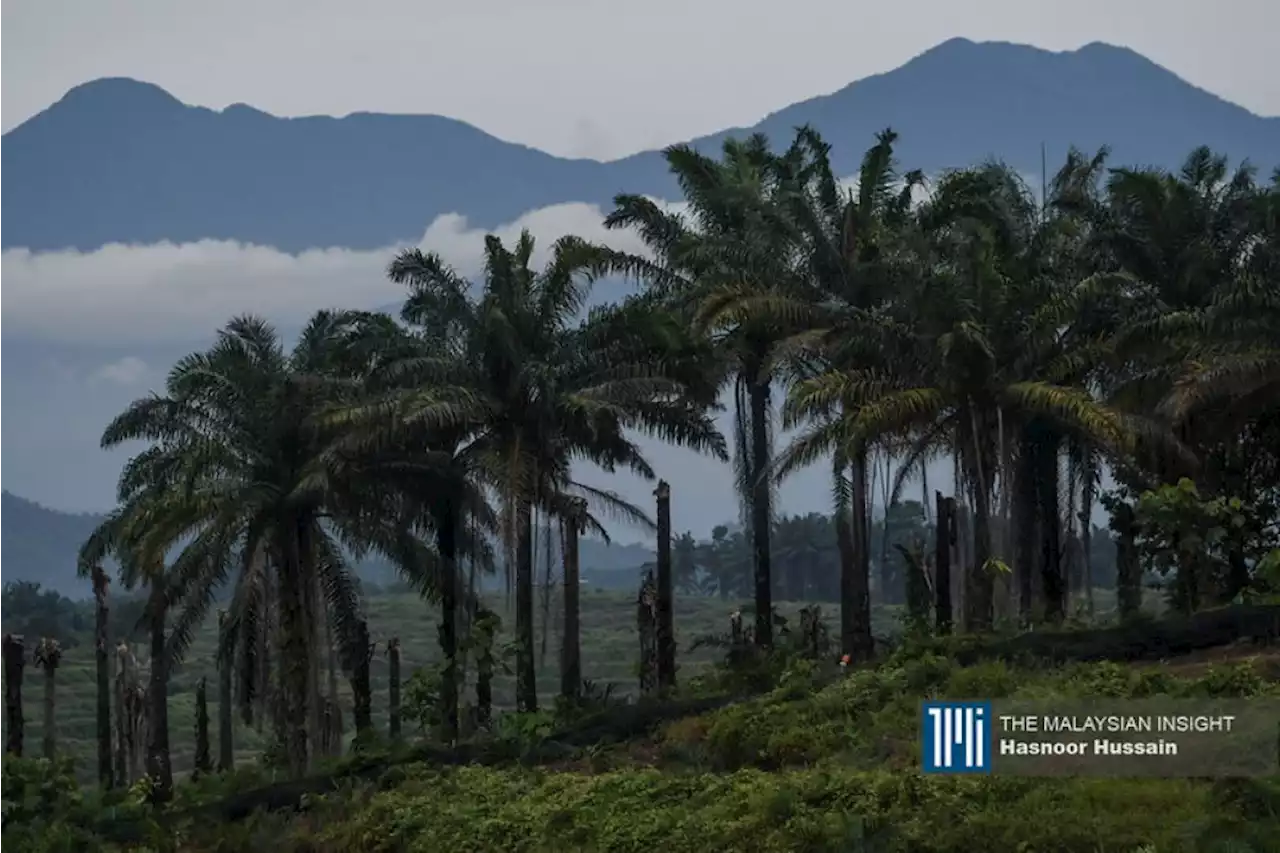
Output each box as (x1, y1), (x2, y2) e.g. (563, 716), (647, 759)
(6, 649), (1278, 852)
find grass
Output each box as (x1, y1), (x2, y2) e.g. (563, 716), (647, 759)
(77, 649), (1280, 852)
(15, 588), (891, 781)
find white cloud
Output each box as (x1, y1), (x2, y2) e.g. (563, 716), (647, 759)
(91, 355), (148, 385)
(1, 200), (686, 348)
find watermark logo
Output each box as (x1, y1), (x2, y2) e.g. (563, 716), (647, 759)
(922, 701), (992, 774)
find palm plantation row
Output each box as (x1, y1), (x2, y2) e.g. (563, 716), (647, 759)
(64, 127), (1279, 801)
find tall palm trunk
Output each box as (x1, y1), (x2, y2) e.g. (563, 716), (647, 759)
(1033, 434), (1065, 623)
(217, 611), (234, 772)
(748, 378), (774, 647)
(847, 452), (874, 660)
(655, 481), (676, 689)
(967, 484), (995, 632)
(1112, 501), (1143, 620)
(515, 500), (538, 713)
(436, 493), (460, 743)
(387, 638), (402, 739)
(92, 565), (113, 787)
(277, 516), (311, 775)
(964, 410), (994, 632)
(2, 634), (25, 756)
(834, 461), (857, 653)
(303, 562), (324, 763)
(1013, 448), (1039, 623)
(560, 499), (584, 702)
(934, 493), (955, 634)
(145, 580), (173, 802)
(324, 607), (342, 756)
(1081, 457), (1096, 617)
(34, 638), (62, 761)
(193, 677), (212, 779)
(350, 618), (373, 737)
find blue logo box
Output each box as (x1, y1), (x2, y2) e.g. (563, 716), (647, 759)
(922, 701), (993, 774)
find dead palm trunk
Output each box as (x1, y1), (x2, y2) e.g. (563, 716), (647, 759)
(560, 498), (585, 702)
(114, 644), (132, 785)
(34, 638), (62, 760)
(217, 611), (234, 772)
(2, 634), (25, 756)
(92, 566), (113, 787)
(1113, 501), (1143, 620)
(350, 618), (374, 738)
(387, 638), (402, 739)
(655, 481), (676, 690)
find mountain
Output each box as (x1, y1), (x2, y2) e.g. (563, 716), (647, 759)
(4, 39), (1276, 254)
(1, 491), (107, 598)
(0, 490), (656, 600)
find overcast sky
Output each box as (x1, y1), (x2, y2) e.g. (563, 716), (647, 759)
(4, 0), (1278, 160)
(3, 0), (1276, 533)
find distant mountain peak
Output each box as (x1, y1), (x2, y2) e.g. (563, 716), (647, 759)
(54, 76), (184, 113)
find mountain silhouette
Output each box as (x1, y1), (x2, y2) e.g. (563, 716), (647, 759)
(3, 38), (1277, 253)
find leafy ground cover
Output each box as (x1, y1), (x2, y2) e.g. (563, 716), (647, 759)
(8, 635), (1276, 853)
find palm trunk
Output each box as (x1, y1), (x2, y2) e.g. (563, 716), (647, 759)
(515, 500), (538, 713)
(114, 645), (131, 785)
(350, 618), (373, 737)
(436, 495), (460, 744)
(278, 517), (311, 775)
(934, 493), (955, 634)
(848, 453), (874, 659)
(538, 513), (555, 668)
(3, 634), (25, 756)
(387, 638), (402, 739)
(655, 481), (676, 689)
(560, 500), (584, 702)
(217, 612), (234, 772)
(92, 566), (113, 787)
(963, 410), (994, 632)
(325, 610), (342, 757)
(1035, 436), (1065, 623)
(1013, 447), (1038, 624)
(145, 582), (173, 802)
(748, 379), (774, 647)
(1113, 501), (1143, 620)
(304, 563), (324, 763)
(36, 640), (61, 761)
(834, 467), (857, 653)
(1081, 458), (1096, 617)
(968, 485), (995, 632)
(193, 677), (211, 779)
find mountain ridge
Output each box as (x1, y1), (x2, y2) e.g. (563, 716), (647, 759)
(4, 38), (1277, 254)
(0, 491), (656, 600)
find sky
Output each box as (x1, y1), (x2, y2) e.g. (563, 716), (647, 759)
(3, 0), (1278, 161)
(2, 0), (1276, 537)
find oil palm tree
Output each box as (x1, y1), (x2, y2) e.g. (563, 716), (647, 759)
(599, 136), (799, 646)
(84, 313), (430, 776)
(342, 232), (725, 715)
